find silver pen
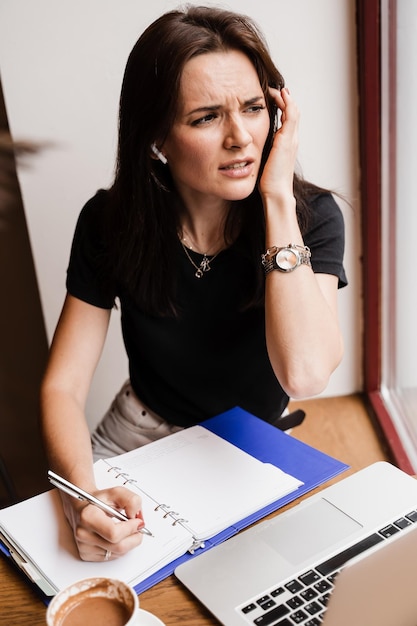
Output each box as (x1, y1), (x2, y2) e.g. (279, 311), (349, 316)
(47, 470), (153, 536)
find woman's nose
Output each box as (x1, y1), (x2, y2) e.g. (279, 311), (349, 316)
(223, 116), (252, 150)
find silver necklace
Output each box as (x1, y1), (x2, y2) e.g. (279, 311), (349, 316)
(180, 240), (221, 278)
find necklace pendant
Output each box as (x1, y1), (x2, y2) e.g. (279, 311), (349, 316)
(194, 255), (212, 278)
(180, 239), (220, 279)
(200, 255), (211, 273)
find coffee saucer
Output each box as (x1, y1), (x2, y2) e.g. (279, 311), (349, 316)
(134, 607), (165, 625)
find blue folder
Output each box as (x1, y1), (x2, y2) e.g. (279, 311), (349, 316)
(133, 406), (348, 594)
(0, 406), (348, 601)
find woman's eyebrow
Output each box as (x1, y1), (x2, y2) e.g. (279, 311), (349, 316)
(187, 104), (221, 116)
(186, 95), (265, 117)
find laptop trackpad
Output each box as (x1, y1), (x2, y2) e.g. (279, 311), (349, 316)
(263, 498), (362, 565)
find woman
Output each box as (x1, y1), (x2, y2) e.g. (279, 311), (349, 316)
(40, 5), (347, 562)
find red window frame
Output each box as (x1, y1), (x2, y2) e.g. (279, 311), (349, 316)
(357, 0), (413, 472)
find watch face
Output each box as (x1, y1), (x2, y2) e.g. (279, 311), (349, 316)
(276, 248), (299, 271)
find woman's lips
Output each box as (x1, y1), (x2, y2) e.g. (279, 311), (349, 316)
(220, 159), (254, 177)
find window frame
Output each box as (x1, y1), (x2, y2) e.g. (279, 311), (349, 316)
(357, 0), (414, 473)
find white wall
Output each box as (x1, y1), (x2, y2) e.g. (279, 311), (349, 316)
(0, 0), (362, 429)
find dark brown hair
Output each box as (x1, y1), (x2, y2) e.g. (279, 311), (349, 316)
(106, 5), (322, 314)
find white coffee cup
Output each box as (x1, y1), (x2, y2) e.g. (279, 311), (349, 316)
(45, 577), (139, 626)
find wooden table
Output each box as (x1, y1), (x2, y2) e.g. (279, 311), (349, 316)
(0, 394), (390, 625)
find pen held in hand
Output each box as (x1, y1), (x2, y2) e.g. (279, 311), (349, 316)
(47, 470), (153, 537)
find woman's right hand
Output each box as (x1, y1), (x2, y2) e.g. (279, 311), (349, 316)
(40, 295), (146, 561)
(60, 485), (145, 561)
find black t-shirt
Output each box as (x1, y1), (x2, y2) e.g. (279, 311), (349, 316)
(66, 190), (347, 426)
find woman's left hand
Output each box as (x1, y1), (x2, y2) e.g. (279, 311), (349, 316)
(259, 87), (300, 201)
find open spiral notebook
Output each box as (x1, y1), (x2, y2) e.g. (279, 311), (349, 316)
(0, 407), (347, 600)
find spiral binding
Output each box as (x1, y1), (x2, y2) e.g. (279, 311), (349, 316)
(154, 503), (189, 527)
(105, 462), (205, 553)
(106, 465), (138, 486)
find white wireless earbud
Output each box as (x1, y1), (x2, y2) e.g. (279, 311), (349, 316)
(151, 143), (168, 165)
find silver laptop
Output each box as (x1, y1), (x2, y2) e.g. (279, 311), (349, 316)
(175, 461), (417, 626)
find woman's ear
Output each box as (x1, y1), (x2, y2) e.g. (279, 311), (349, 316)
(151, 143), (168, 165)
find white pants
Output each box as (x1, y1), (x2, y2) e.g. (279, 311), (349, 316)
(91, 380), (183, 461)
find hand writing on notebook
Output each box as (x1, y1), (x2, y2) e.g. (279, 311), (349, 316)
(60, 485), (145, 562)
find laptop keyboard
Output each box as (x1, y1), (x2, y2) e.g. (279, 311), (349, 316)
(238, 509), (417, 625)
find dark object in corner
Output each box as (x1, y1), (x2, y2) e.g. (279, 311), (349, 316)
(271, 409), (306, 431)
